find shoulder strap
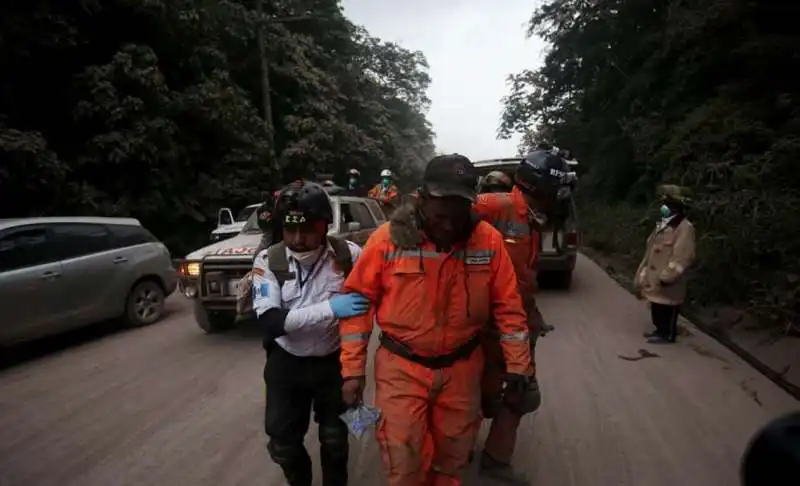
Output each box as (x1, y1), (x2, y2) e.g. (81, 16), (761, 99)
(327, 236), (354, 278)
(266, 242), (294, 286)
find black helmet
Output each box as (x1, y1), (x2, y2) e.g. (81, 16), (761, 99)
(274, 180), (333, 225)
(741, 411), (800, 486)
(515, 150), (567, 195)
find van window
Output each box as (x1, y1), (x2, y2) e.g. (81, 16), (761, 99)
(351, 202), (377, 229)
(50, 223), (113, 260)
(0, 227), (54, 272)
(340, 203), (356, 226)
(108, 224), (157, 248)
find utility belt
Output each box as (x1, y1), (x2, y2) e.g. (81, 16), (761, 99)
(379, 332), (481, 369)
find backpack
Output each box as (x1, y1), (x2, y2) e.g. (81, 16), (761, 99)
(235, 237), (354, 319)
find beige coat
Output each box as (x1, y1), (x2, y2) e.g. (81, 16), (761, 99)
(634, 217), (696, 305)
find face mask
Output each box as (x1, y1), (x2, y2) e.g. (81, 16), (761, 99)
(349, 178), (358, 187)
(660, 204), (671, 219)
(382, 178), (391, 187)
(287, 246), (323, 266)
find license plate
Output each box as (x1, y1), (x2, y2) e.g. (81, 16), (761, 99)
(227, 280), (239, 295)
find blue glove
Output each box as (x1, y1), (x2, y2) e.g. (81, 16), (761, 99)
(330, 293), (371, 319)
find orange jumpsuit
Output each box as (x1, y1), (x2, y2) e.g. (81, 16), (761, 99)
(368, 183), (399, 205)
(473, 186), (541, 464)
(339, 220), (533, 486)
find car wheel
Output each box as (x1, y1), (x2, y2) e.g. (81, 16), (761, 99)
(194, 301), (234, 334)
(125, 280), (166, 327)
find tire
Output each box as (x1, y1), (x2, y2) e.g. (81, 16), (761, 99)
(124, 279), (166, 327)
(194, 301), (234, 334)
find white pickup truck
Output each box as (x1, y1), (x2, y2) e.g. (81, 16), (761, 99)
(209, 203), (264, 243)
(177, 196), (386, 333)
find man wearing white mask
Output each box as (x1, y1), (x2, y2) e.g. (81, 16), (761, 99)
(252, 180), (370, 486)
(634, 184), (696, 344)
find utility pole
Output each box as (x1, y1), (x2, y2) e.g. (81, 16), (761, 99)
(255, 0), (312, 173)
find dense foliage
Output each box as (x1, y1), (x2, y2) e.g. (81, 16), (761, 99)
(0, 0), (434, 253)
(501, 0), (799, 326)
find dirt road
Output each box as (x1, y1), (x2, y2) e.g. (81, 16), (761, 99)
(0, 255), (796, 486)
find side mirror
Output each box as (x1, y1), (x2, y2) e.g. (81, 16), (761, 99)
(346, 221), (361, 232)
(217, 208), (233, 227)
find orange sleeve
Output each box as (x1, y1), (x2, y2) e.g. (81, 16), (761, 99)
(472, 193), (497, 222)
(487, 228), (534, 377)
(339, 225), (389, 378)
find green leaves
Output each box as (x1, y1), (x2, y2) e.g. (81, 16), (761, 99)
(0, 0), (433, 254)
(503, 0), (800, 324)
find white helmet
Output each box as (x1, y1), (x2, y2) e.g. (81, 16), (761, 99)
(348, 168), (361, 177)
(380, 169), (393, 178)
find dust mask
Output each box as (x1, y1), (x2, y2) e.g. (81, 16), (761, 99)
(288, 246), (323, 266)
(659, 204), (671, 219)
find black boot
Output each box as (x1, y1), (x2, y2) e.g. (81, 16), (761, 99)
(478, 450), (530, 485)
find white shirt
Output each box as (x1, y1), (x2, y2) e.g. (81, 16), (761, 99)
(252, 240), (362, 357)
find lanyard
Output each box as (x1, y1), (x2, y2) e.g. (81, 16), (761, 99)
(295, 250), (325, 289)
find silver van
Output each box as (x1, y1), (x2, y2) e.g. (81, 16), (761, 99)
(0, 217), (177, 346)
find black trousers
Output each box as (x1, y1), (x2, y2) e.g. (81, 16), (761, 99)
(264, 343), (349, 486)
(650, 302), (679, 341)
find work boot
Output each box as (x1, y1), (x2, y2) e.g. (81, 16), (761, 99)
(646, 333), (674, 344)
(478, 450), (530, 485)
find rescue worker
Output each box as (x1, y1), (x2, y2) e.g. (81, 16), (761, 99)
(339, 154), (534, 486)
(479, 170), (513, 193)
(345, 168), (367, 197)
(633, 184), (696, 344)
(471, 149), (565, 484)
(252, 180), (370, 486)
(368, 168), (400, 209)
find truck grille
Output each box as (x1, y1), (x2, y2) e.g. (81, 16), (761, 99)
(200, 261), (252, 300)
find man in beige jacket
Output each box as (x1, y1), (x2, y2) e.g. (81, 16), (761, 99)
(634, 185), (696, 343)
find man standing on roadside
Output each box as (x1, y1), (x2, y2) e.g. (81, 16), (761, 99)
(253, 180), (370, 486)
(634, 184), (696, 344)
(339, 154), (534, 486)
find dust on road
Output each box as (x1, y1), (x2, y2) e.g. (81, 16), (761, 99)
(0, 255), (796, 486)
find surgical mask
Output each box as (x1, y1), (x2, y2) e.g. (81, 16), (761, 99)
(659, 204), (671, 219)
(382, 178), (391, 187)
(288, 246), (323, 266)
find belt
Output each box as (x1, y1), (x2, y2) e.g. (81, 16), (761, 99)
(379, 332), (481, 369)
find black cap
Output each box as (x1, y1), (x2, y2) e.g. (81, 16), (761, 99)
(421, 154), (477, 202)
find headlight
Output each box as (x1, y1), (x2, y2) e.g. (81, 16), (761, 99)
(186, 262), (201, 277)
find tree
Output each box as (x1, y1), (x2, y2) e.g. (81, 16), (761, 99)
(500, 0), (800, 324)
(0, 0), (434, 254)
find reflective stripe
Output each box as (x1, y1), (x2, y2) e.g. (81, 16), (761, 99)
(384, 249), (441, 261)
(384, 249), (495, 261)
(500, 331), (529, 341)
(493, 219), (530, 237)
(341, 332), (370, 342)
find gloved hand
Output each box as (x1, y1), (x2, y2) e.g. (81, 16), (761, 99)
(502, 373), (531, 395)
(342, 376), (366, 407)
(330, 293), (370, 319)
(503, 374), (542, 414)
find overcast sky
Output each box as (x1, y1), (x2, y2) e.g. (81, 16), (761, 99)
(341, 0), (546, 160)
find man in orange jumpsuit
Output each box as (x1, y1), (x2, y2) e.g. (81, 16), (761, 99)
(339, 154), (534, 486)
(471, 150), (568, 484)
